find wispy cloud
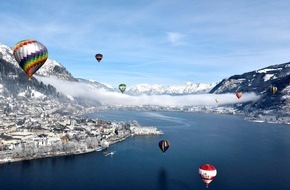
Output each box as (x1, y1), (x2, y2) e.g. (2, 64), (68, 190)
(36, 76), (260, 107)
(2, 0), (290, 86)
(166, 32), (185, 45)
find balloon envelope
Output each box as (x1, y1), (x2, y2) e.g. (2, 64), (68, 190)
(270, 86), (277, 94)
(119, 84), (126, 93)
(159, 140), (170, 153)
(236, 92), (242, 99)
(13, 39), (48, 78)
(95, 53), (103, 62)
(199, 164), (217, 187)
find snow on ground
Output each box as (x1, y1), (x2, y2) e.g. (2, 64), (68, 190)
(256, 68), (282, 73)
(18, 89), (45, 99)
(263, 74), (274, 81)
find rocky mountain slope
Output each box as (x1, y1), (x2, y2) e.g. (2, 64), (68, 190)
(2, 41), (290, 121)
(210, 62), (290, 119)
(0, 42), (95, 113)
(1, 42), (216, 98)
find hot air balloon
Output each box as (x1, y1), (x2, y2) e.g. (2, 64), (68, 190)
(215, 98), (219, 103)
(13, 39), (48, 79)
(119, 84), (126, 93)
(199, 164), (217, 188)
(159, 140), (170, 153)
(95, 53), (103, 62)
(270, 86), (277, 94)
(236, 92), (242, 99)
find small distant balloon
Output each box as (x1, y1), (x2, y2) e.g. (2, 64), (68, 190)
(119, 84), (126, 93)
(13, 39), (48, 79)
(270, 86), (277, 94)
(199, 164), (217, 188)
(159, 140), (170, 153)
(236, 92), (242, 99)
(95, 53), (103, 62)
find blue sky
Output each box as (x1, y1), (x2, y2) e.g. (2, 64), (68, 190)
(1, 0), (290, 87)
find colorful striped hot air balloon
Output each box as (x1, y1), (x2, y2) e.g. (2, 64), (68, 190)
(159, 140), (170, 153)
(199, 164), (217, 188)
(13, 40), (48, 79)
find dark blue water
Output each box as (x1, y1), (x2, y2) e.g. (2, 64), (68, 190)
(0, 111), (289, 190)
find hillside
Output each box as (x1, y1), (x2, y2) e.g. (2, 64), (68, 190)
(210, 62), (290, 121)
(1, 41), (290, 122)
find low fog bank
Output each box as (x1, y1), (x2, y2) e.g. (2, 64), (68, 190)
(36, 76), (260, 106)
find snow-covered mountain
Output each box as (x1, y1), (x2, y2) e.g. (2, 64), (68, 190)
(76, 78), (115, 92)
(0, 42), (84, 112)
(0, 42), (19, 68)
(126, 82), (217, 95)
(210, 62), (290, 94)
(210, 62), (290, 118)
(2, 40), (290, 121)
(0, 42), (76, 82)
(36, 59), (77, 81)
(1, 42), (216, 97)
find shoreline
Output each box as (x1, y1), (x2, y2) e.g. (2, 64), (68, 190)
(0, 132), (144, 165)
(0, 146), (101, 165)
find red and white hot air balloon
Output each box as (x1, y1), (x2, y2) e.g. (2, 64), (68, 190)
(199, 164), (217, 188)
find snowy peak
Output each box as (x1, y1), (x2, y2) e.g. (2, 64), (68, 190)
(0, 42), (76, 81)
(256, 63), (290, 81)
(36, 59), (77, 81)
(77, 78), (115, 91)
(127, 82), (217, 95)
(209, 61), (290, 117)
(0, 42), (19, 68)
(211, 62), (290, 94)
(37, 59), (63, 76)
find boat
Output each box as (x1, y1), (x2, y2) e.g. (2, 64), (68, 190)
(104, 151), (116, 156)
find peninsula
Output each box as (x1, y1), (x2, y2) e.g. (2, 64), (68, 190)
(0, 110), (162, 165)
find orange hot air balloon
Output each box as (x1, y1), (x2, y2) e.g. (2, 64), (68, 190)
(236, 92), (242, 99)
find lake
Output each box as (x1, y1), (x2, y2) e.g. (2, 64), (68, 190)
(0, 111), (289, 190)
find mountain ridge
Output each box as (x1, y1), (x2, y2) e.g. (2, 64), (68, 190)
(1, 41), (290, 122)
(210, 61), (290, 119)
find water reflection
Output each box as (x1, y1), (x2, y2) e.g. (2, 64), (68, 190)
(158, 167), (168, 190)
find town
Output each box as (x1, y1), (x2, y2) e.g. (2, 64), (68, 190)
(0, 95), (163, 164)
